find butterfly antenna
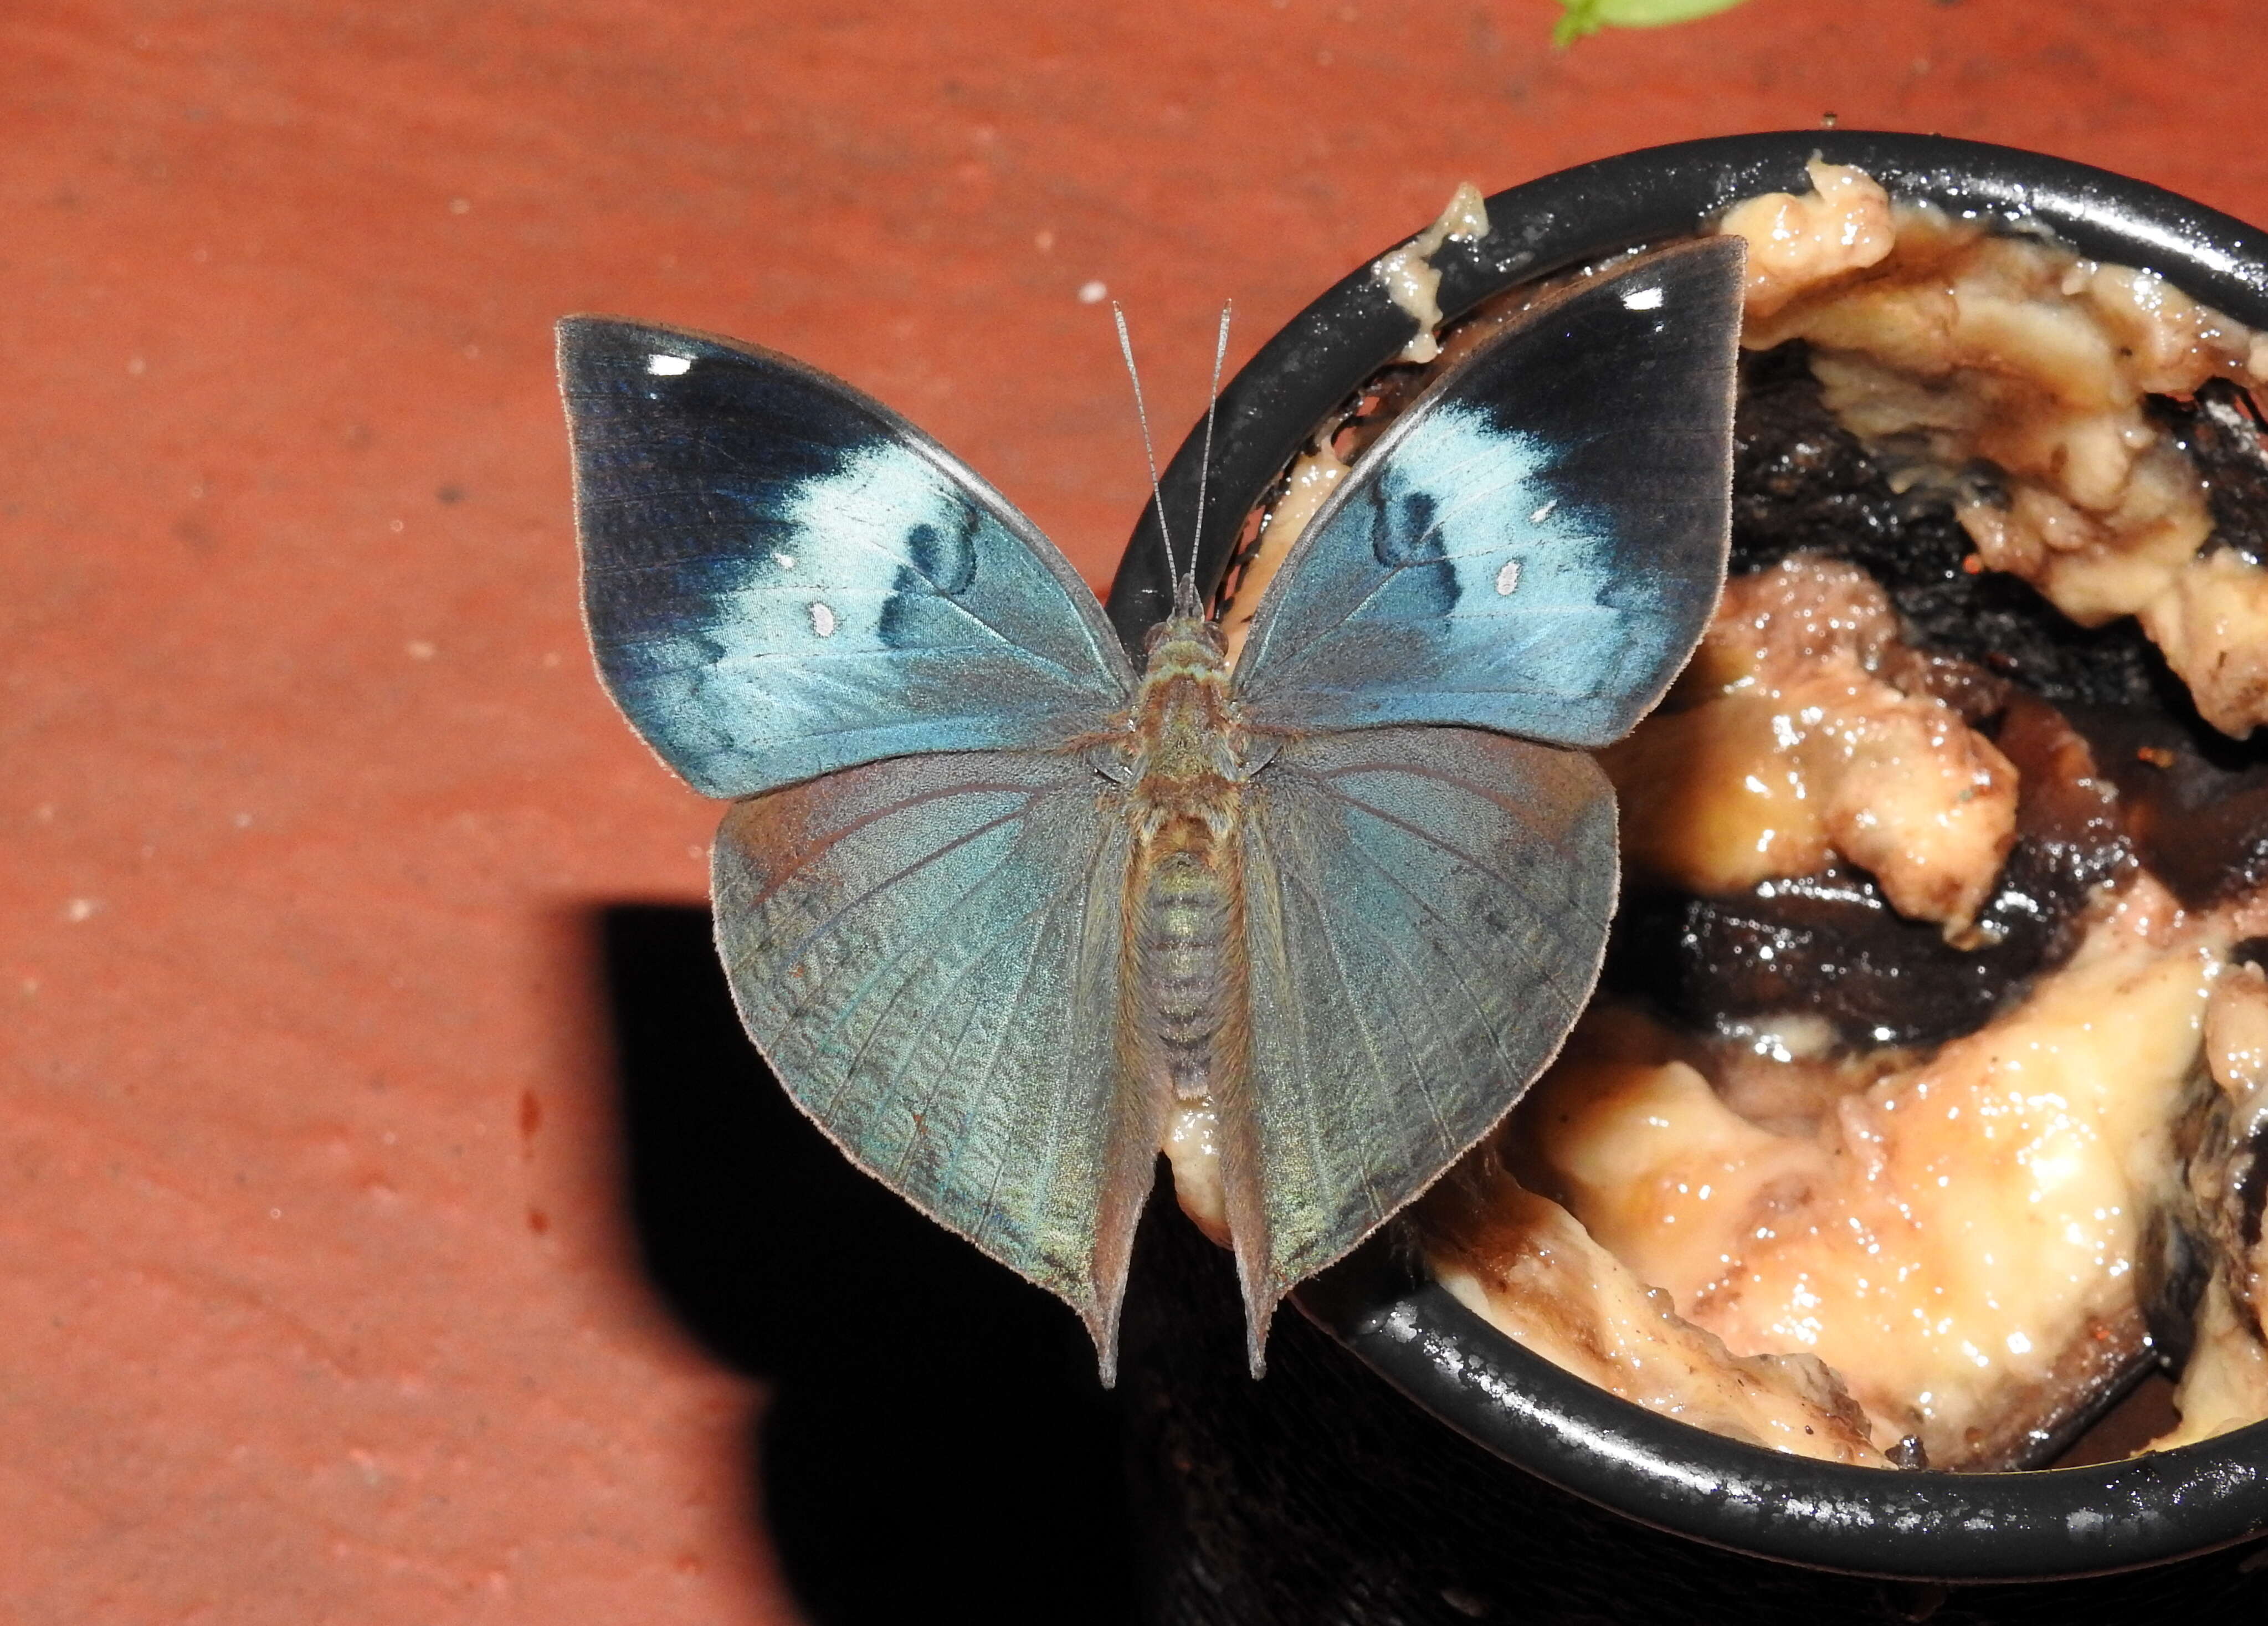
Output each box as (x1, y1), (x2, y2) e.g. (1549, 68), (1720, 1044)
(1112, 303), (1191, 618)
(1190, 300), (1233, 620)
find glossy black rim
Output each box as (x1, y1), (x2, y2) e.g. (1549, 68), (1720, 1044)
(1101, 131), (2268, 1580)
(1299, 1242), (2268, 1583)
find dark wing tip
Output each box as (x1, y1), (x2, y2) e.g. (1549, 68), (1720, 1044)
(554, 311), (649, 369)
(555, 314), (758, 397)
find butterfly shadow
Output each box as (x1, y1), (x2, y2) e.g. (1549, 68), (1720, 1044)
(593, 904), (1140, 1625)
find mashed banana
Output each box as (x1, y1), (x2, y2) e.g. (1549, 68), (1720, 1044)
(1224, 164), (2268, 1467)
(1726, 162), (2268, 737)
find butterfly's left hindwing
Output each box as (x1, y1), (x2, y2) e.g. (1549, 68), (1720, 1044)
(560, 317), (1134, 798)
(712, 748), (1159, 1378)
(1228, 725), (1618, 1335)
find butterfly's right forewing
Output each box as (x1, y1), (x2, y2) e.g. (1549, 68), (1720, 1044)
(711, 747), (1159, 1377)
(1229, 239), (1742, 750)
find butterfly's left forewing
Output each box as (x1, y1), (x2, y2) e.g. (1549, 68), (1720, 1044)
(1226, 726), (1618, 1344)
(560, 317), (1133, 798)
(712, 747), (1161, 1377)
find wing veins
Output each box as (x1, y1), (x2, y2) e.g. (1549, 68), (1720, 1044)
(961, 876), (1093, 1253)
(778, 806), (1043, 1044)
(1243, 820), (1339, 1264)
(1274, 758), (1588, 1039)
(1327, 813), (1546, 1075)
(967, 821), (1121, 1225)
(674, 660), (1099, 752)
(1245, 546), (1486, 692)
(901, 814), (1115, 1207)
(880, 872), (1066, 1191)
(1272, 760), (1552, 901)
(885, 935), (1030, 1186)
(789, 796), (1044, 1026)
(1277, 817), (1456, 1173)
(815, 521), (1122, 695)
(593, 516), (1117, 697)
(1270, 855), (1396, 1234)
(1293, 844), (1463, 1161)
(808, 819), (1058, 1117)
(741, 778), (1055, 920)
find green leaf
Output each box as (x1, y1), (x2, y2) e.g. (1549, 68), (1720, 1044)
(1554, 0), (1751, 46)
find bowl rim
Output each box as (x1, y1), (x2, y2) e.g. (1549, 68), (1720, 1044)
(1101, 130), (2268, 1582)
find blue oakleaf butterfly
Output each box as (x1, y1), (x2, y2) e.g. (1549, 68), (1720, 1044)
(558, 235), (1742, 1380)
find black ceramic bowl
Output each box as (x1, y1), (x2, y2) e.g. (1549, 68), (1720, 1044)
(1102, 132), (2268, 1585)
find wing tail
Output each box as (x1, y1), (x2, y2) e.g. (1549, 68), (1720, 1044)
(1077, 1125), (1159, 1387)
(1075, 849), (1167, 1385)
(1215, 1073), (1282, 1378)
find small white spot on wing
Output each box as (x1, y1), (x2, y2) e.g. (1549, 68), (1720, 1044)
(1529, 499), (1558, 524)
(809, 601), (838, 637)
(1620, 284), (1665, 311)
(1494, 559), (1521, 597)
(646, 353), (694, 376)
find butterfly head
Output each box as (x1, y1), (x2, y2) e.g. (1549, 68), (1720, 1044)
(1140, 608), (1228, 678)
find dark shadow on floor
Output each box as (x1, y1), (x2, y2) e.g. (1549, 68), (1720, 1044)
(596, 904), (1138, 1626)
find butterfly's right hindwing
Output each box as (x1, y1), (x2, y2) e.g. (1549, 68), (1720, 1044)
(712, 747), (1158, 1378)
(561, 317), (1134, 798)
(1229, 725), (1618, 1315)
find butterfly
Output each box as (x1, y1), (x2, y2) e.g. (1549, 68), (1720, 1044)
(558, 235), (1742, 1381)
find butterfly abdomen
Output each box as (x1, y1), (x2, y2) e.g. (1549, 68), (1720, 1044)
(1130, 827), (1248, 1100)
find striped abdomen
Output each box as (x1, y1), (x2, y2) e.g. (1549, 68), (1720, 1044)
(1127, 819), (1248, 1104)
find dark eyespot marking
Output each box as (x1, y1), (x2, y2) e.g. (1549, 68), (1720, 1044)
(1364, 483), (1459, 616)
(907, 513), (980, 598)
(1373, 488), (1440, 569)
(880, 512), (983, 648)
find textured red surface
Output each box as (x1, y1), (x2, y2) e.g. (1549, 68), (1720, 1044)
(8, 1), (2268, 1619)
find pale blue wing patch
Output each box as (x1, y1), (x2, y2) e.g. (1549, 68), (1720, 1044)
(561, 317), (1134, 798)
(711, 747), (1157, 1378)
(1228, 725), (1617, 1325)
(1230, 238), (1743, 749)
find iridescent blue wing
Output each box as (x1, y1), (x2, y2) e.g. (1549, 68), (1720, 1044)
(1229, 239), (1742, 748)
(560, 317), (1135, 797)
(1224, 726), (1617, 1365)
(711, 748), (1158, 1379)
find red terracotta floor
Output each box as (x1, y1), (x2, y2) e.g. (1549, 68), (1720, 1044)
(8, 1), (2268, 1620)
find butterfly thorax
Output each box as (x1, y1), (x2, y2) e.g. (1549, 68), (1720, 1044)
(1125, 613), (1251, 820)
